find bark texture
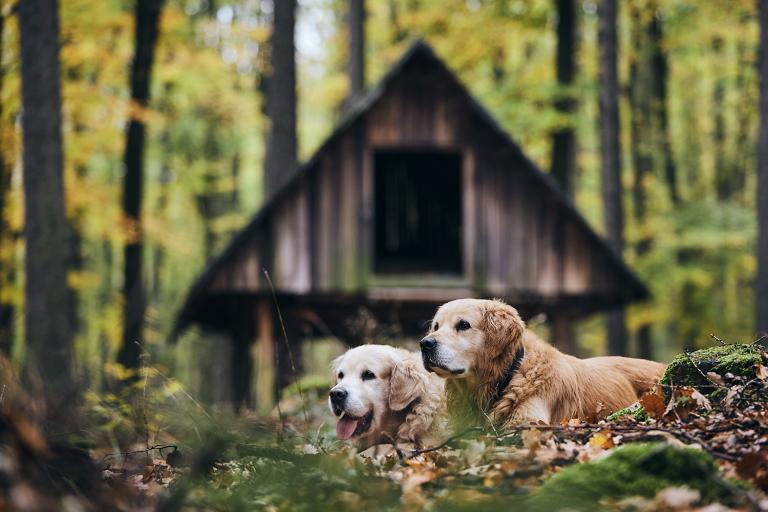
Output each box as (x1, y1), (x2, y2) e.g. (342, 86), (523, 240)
(264, 0), (297, 196)
(118, 0), (163, 370)
(348, 0), (365, 99)
(598, 0), (627, 355)
(19, 0), (76, 415)
(757, 0), (768, 335)
(551, 0), (577, 197)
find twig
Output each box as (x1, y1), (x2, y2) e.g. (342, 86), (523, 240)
(752, 334), (768, 346)
(101, 444), (178, 463)
(683, 349), (728, 389)
(0, 384), (5, 404)
(407, 427), (484, 458)
(710, 333), (727, 346)
(264, 269), (310, 427)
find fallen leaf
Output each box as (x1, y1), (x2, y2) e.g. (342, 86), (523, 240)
(736, 450), (768, 480)
(522, 428), (543, 455)
(690, 389), (712, 411)
(588, 431), (615, 451)
(483, 467), (505, 487)
(640, 390), (666, 419)
(706, 371), (725, 386)
(756, 363), (768, 381)
(655, 486), (700, 508)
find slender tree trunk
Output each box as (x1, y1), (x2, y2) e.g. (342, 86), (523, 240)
(264, 0), (296, 196)
(348, 0), (365, 100)
(649, 10), (679, 205)
(712, 37), (730, 201)
(598, 0), (627, 356)
(19, 0), (76, 420)
(733, 15), (752, 202)
(629, 3), (654, 359)
(0, 6), (14, 357)
(551, 0), (577, 197)
(757, 0), (768, 335)
(118, 0), (163, 371)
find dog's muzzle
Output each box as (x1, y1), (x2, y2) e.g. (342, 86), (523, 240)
(329, 388), (347, 415)
(420, 337), (439, 368)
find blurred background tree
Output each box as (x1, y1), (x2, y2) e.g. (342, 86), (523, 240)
(0, 0), (765, 400)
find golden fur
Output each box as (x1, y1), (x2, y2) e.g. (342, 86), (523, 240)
(329, 345), (445, 448)
(421, 299), (666, 428)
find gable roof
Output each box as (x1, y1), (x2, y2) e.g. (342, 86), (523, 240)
(173, 40), (649, 337)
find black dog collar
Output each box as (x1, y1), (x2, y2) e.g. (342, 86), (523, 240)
(492, 346), (525, 405)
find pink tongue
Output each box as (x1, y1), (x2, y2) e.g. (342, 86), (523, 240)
(335, 417), (360, 440)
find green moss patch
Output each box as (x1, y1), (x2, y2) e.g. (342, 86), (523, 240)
(528, 443), (743, 511)
(660, 344), (762, 397)
(606, 403), (649, 422)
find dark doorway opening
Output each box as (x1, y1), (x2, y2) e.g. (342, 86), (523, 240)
(374, 150), (463, 275)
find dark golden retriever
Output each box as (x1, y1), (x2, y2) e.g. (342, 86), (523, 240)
(420, 299), (665, 427)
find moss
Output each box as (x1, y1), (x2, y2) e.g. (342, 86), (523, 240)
(660, 344), (761, 397)
(606, 403), (649, 422)
(528, 443), (743, 511)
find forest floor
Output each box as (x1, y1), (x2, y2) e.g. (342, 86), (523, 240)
(2, 343), (768, 511)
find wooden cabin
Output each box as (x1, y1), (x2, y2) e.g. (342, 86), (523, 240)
(173, 41), (649, 409)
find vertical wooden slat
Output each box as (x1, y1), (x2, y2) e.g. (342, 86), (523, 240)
(255, 299), (275, 414)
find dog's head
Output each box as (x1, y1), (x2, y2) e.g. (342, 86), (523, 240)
(420, 299), (525, 381)
(328, 345), (430, 444)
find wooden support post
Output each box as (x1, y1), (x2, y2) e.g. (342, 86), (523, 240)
(551, 315), (577, 356)
(255, 299), (276, 415)
(230, 330), (253, 412)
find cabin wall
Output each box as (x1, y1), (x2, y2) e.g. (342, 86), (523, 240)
(470, 119), (622, 299)
(205, 53), (631, 306)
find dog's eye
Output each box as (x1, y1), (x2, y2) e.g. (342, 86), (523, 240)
(361, 370), (376, 381)
(433, 322), (439, 331)
(338, 372), (344, 379)
(455, 319), (471, 331)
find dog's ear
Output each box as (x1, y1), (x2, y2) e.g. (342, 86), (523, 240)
(481, 300), (525, 356)
(329, 355), (343, 378)
(388, 358), (429, 411)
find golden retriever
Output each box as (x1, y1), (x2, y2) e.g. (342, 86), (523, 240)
(420, 299), (665, 428)
(329, 344), (444, 448)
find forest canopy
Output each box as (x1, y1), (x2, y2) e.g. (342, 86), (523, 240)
(0, 0), (764, 395)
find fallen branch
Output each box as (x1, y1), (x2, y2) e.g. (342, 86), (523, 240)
(101, 444), (178, 463)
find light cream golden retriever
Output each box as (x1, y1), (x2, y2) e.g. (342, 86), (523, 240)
(329, 345), (444, 448)
(420, 299), (665, 428)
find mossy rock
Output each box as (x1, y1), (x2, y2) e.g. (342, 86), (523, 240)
(660, 344), (762, 397)
(527, 443), (744, 511)
(606, 403), (649, 422)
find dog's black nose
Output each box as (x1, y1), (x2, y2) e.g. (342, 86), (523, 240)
(420, 337), (437, 350)
(329, 389), (347, 403)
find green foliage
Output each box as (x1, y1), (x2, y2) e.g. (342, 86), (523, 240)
(528, 443), (744, 511)
(660, 343), (762, 393)
(606, 402), (649, 422)
(0, 0), (762, 391)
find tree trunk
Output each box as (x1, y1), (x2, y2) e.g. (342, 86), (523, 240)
(550, 0), (577, 197)
(264, 0), (297, 196)
(757, 0), (768, 335)
(118, 0), (163, 371)
(712, 37), (730, 201)
(0, 6), (14, 357)
(348, 0), (365, 100)
(649, 10), (679, 205)
(733, 14), (752, 202)
(19, 0), (76, 420)
(629, 2), (655, 359)
(598, 0), (627, 355)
